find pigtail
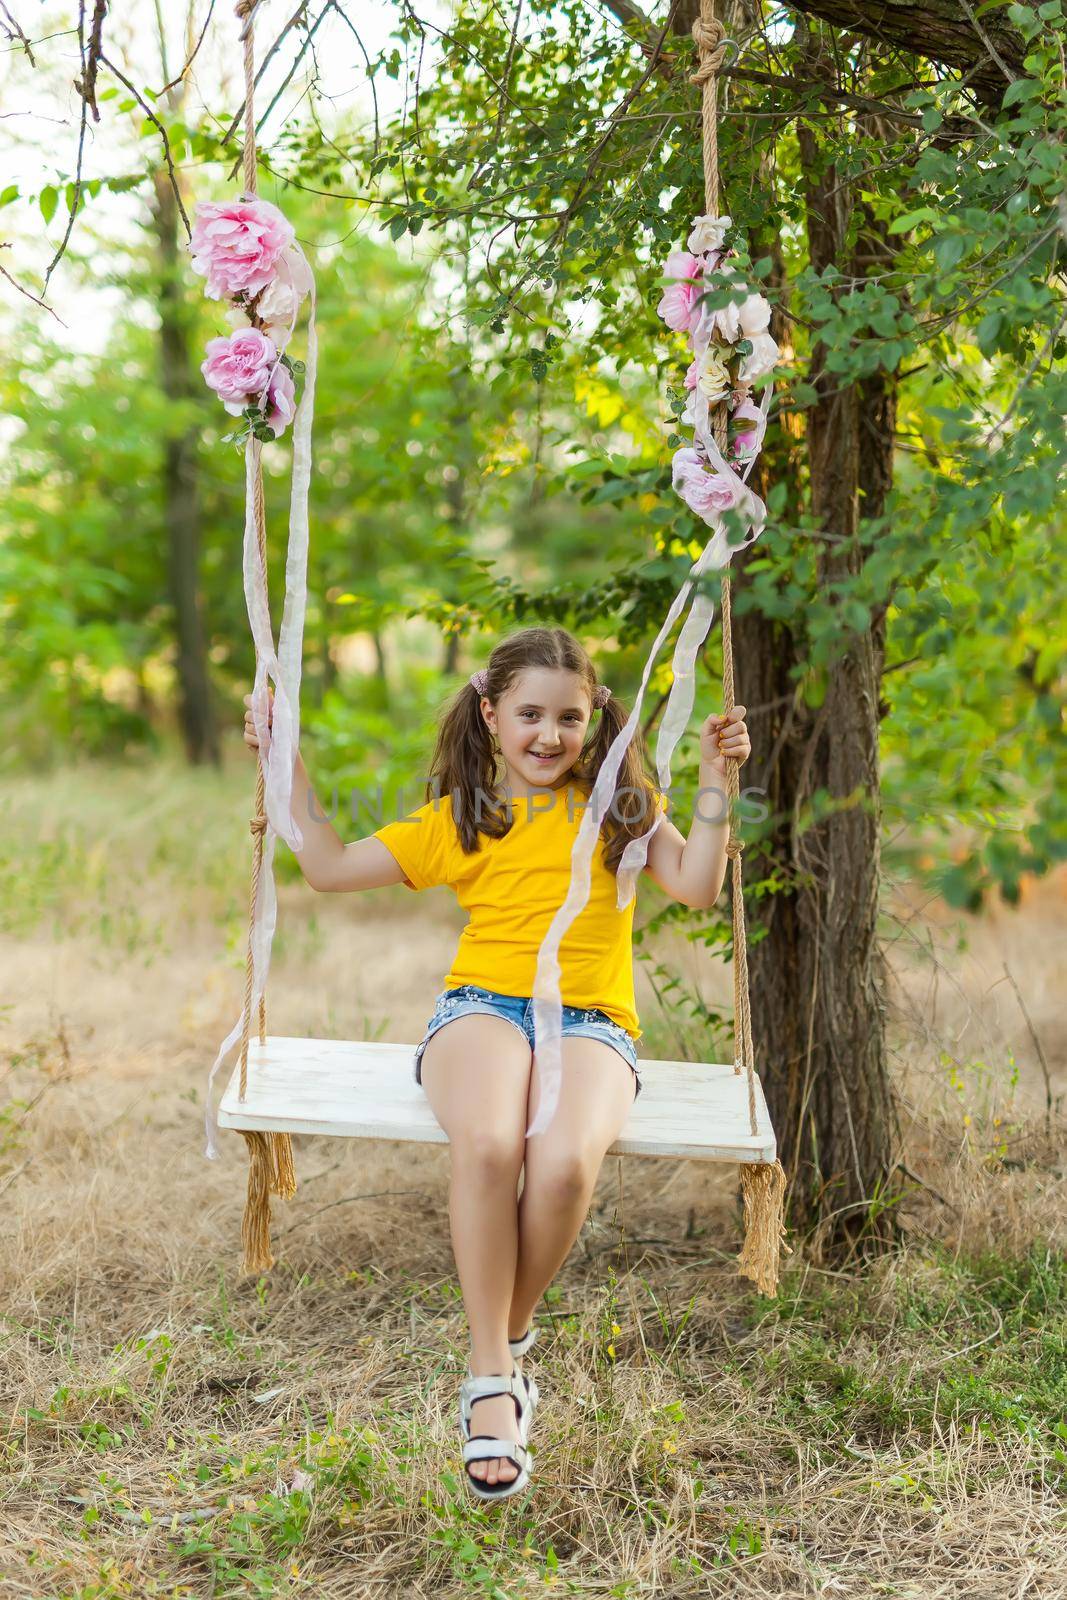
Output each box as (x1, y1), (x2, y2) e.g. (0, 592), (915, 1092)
(577, 692), (660, 875)
(425, 676), (509, 854)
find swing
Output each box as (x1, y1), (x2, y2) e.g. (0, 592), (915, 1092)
(204, 0), (789, 1295)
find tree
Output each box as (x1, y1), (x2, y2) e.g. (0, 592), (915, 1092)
(2, 0), (1063, 1260)
(321, 0), (1062, 1256)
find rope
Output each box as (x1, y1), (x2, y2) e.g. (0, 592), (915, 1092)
(230, 0), (297, 1273)
(237, 0), (260, 195)
(237, 442), (269, 1099)
(690, 1), (755, 1131)
(690, 9), (728, 216)
(235, 0), (267, 1097)
(691, 0), (790, 1293)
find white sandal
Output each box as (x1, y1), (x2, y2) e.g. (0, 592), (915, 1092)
(508, 1324), (539, 1360)
(459, 1368), (538, 1501)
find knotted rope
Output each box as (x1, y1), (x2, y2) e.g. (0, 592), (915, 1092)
(691, 0), (790, 1295)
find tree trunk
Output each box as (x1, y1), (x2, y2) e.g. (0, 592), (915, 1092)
(442, 353), (474, 678)
(729, 63), (901, 1260)
(371, 628), (389, 687)
(152, 170), (218, 766)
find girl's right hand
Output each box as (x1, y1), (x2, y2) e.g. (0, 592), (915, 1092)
(243, 688), (273, 752)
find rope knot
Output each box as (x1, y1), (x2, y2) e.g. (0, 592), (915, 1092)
(236, 0), (260, 43)
(725, 836), (744, 859)
(250, 815), (267, 837)
(690, 14), (728, 84)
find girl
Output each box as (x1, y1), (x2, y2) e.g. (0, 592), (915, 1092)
(243, 625), (750, 1500)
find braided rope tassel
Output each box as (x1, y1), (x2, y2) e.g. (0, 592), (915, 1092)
(692, 0), (790, 1296)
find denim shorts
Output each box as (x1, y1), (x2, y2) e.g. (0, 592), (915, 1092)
(413, 984), (642, 1098)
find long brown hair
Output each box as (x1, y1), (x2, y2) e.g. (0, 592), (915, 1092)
(425, 626), (660, 874)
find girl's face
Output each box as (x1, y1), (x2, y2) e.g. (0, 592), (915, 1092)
(482, 667), (592, 793)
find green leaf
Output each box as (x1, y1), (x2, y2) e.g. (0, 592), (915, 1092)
(1002, 78), (1041, 106)
(39, 185), (58, 225)
(0, 185), (18, 208)
(888, 207), (936, 234)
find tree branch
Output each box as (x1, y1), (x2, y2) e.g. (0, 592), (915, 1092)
(610, 0), (1035, 105)
(754, 0), (1031, 103)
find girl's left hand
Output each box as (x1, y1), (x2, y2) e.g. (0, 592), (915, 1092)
(700, 705), (751, 770)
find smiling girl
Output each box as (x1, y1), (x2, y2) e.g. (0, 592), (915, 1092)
(244, 625), (750, 1499)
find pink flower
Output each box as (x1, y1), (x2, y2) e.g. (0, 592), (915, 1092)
(684, 357), (700, 390)
(672, 447), (739, 520)
(190, 197), (295, 301)
(656, 251), (703, 333)
(201, 328), (278, 415)
(264, 361), (297, 437)
(730, 395), (766, 458)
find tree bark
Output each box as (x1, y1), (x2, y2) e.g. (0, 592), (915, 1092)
(152, 169), (219, 766)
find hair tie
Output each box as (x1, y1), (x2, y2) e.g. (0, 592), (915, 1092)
(593, 684), (611, 709)
(469, 668), (489, 695)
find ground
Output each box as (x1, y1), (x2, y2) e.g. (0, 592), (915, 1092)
(1, 753), (1063, 1598)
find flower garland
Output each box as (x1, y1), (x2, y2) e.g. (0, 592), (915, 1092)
(656, 212), (779, 523)
(189, 196), (311, 443)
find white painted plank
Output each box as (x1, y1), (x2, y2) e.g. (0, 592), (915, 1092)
(217, 1037), (777, 1163)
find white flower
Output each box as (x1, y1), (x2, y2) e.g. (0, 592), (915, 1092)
(253, 252), (311, 348)
(257, 276), (299, 325)
(696, 345), (733, 405)
(225, 306), (252, 329)
(708, 298), (742, 344)
(692, 261), (749, 344)
(283, 245), (314, 298)
(738, 293), (772, 338)
(738, 331), (779, 384)
(687, 213), (732, 255)
(256, 280), (299, 347)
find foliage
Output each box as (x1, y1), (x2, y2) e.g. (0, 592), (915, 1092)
(1, 2), (1065, 909)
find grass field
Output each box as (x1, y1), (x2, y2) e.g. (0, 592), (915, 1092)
(1, 751), (1064, 1598)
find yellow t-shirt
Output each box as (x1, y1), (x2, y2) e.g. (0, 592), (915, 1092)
(373, 782), (665, 1040)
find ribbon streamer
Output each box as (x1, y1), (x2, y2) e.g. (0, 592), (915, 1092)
(526, 465), (768, 1136)
(527, 286), (774, 1137)
(203, 255), (318, 1159)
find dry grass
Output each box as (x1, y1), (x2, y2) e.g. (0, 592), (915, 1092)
(1, 752), (1064, 1599)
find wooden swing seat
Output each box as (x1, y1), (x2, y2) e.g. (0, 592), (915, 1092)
(217, 1037), (777, 1163)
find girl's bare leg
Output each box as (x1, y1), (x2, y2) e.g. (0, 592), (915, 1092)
(418, 1015), (532, 1487)
(509, 1038), (637, 1344)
